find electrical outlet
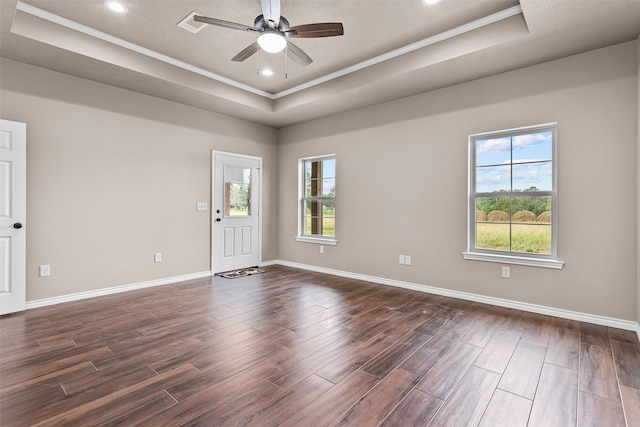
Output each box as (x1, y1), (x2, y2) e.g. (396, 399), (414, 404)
(154, 253), (162, 263)
(405, 255), (412, 266)
(319, 245), (324, 254)
(39, 265), (50, 277)
(501, 266), (510, 278)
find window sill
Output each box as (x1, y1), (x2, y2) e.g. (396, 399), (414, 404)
(295, 236), (338, 245)
(462, 252), (564, 269)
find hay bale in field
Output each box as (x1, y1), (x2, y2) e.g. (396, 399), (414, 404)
(512, 210), (537, 223)
(487, 210), (509, 222)
(476, 210), (487, 222)
(537, 211), (552, 223)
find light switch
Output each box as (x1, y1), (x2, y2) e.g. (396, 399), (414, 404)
(196, 202), (208, 211)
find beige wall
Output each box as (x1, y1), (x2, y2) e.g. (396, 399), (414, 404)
(0, 58), (279, 301)
(637, 34), (640, 325)
(279, 41), (639, 321)
(1, 40), (639, 323)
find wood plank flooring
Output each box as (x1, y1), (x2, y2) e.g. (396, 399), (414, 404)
(1, 265), (639, 426)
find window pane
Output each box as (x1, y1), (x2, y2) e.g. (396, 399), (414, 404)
(476, 196), (510, 222)
(306, 160), (335, 197)
(305, 199), (322, 216)
(512, 196), (552, 223)
(322, 178), (335, 197)
(224, 166), (250, 216)
(322, 217), (335, 237)
(475, 165), (511, 193)
(512, 224), (552, 254)
(322, 158), (336, 178)
(512, 162), (552, 191)
(304, 161), (313, 197)
(512, 131), (553, 164)
(305, 200), (323, 235)
(226, 182), (250, 216)
(475, 137), (511, 166)
(305, 217), (319, 235)
(304, 200), (335, 237)
(307, 178), (319, 197)
(476, 223), (510, 251)
(321, 202), (335, 217)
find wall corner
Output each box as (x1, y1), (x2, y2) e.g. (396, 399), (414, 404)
(636, 34), (640, 326)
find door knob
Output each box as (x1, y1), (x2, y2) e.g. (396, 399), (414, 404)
(13, 223), (23, 229)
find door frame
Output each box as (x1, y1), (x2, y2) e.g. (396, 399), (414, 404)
(211, 150), (263, 274)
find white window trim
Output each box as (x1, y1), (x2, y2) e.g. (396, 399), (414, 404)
(462, 251), (564, 269)
(296, 154), (337, 245)
(465, 123), (563, 269)
(295, 236), (338, 245)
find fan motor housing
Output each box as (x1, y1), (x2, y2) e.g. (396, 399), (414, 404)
(254, 14), (290, 32)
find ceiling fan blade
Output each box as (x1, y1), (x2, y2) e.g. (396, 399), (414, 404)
(287, 41), (312, 66)
(285, 22), (344, 38)
(232, 42), (259, 62)
(260, 0), (281, 27)
(193, 15), (257, 33)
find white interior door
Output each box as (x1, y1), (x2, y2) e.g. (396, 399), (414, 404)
(0, 119), (26, 315)
(212, 152), (261, 273)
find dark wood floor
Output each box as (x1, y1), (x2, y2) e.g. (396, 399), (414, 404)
(1, 265), (639, 426)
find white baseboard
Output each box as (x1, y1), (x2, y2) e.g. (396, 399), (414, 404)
(23, 261), (640, 342)
(275, 260), (640, 339)
(26, 271), (213, 310)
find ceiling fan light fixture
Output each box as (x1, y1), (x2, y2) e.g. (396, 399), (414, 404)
(104, 0), (128, 14)
(257, 31), (286, 53)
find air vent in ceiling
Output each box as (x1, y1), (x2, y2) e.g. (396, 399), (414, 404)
(177, 11), (207, 34)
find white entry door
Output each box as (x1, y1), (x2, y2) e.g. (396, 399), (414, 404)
(0, 120), (26, 315)
(212, 152), (261, 273)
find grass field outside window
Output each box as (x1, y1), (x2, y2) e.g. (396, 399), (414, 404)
(476, 222), (552, 254)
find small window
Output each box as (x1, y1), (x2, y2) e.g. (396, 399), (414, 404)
(224, 165), (251, 217)
(464, 124), (563, 268)
(297, 155), (336, 244)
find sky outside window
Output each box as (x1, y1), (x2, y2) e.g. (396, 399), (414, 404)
(475, 131), (552, 193)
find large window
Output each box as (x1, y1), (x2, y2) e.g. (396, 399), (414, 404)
(297, 155), (336, 244)
(464, 124), (563, 269)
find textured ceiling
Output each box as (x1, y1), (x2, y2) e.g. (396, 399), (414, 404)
(1, 0), (639, 127)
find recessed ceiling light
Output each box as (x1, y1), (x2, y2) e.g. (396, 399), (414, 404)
(422, 0), (441, 5)
(261, 69), (274, 77)
(104, 1), (128, 14)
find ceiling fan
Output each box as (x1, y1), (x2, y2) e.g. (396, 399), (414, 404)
(193, 0), (344, 66)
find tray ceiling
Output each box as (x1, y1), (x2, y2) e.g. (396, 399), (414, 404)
(1, 0), (639, 127)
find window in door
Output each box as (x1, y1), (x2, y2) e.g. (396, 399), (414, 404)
(224, 165), (251, 217)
